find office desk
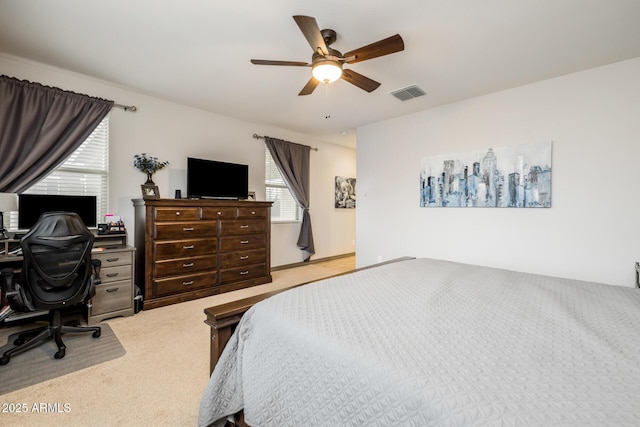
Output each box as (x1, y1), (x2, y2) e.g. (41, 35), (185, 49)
(0, 234), (135, 325)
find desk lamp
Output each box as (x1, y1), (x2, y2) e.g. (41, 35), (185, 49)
(0, 193), (18, 240)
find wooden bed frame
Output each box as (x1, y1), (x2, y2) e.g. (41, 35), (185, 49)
(205, 287), (293, 374)
(204, 256), (414, 374)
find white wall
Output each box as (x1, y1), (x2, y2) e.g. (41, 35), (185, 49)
(0, 53), (356, 267)
(357, 57), (640, 287)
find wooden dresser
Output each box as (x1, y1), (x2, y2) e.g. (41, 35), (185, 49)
(133, 199), (272, 310)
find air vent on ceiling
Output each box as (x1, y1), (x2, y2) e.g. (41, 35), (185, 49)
(390, 84), (427, 101)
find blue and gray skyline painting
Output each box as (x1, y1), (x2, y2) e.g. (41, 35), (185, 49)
(420, 142), (552, 208)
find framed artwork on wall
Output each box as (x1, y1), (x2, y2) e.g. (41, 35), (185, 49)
(335, 176), (356, 209)
(420, 141), (552, 208)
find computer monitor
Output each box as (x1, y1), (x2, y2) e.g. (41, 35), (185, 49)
(18, 194), (97, 230)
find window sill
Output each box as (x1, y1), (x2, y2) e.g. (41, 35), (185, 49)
(271, 220), (301, 224)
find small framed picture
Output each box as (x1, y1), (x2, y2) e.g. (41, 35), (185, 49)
(247, 191), (256, 201)
(141, 184), (160, 199)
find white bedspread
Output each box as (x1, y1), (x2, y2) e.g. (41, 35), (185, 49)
(198, 258), (640, 426)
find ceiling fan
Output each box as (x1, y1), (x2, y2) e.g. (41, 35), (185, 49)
(251, 15), (404, 96)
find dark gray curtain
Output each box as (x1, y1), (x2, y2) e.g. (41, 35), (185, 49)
(265, 136), (315, 261)
(0, 75), (114, 193)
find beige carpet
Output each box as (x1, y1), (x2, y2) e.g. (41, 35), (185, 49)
(0, 256), (354, 427)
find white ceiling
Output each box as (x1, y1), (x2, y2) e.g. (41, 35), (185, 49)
(1, 0), (639, 147)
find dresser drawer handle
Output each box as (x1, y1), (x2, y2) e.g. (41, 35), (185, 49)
(240, 240), (249, 244)
(251, 211), (256, 215)
(183, 280), (194, 286)
(106, 258), (119, 262)
(240, 225), (249, 229)
(240, 271), (249, 275)
(183, 245), (195, 250)
(183, 262), (194, 268)
(240, 255), (249, 260)
(106, 273), (119, 278)
(175, 211), (181, 216)
(183, 227), (194, 231)
(106, 287), (119, 293)
(217, 211), (222, 215)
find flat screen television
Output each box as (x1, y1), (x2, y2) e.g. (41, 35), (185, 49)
(187, 157), (249, 199)
(18, 194), (97, 230)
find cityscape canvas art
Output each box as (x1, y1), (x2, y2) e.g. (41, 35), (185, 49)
(420, 141), (552, 208)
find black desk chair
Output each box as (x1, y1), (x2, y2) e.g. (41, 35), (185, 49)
(0, 212), (101, 365)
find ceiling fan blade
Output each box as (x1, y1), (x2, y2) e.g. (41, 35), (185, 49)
(344, 34), (404, 64)
(341, 69), (381, 93)
(251, 59), (309, 66)
(293, 15), (329, 55)
(298, 77), (320, 96)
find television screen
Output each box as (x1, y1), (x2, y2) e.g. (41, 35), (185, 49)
(18, 194), (98, 230)
(187, 157), (249, 199)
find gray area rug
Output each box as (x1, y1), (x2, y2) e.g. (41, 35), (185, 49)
(0, 323), (126, 395)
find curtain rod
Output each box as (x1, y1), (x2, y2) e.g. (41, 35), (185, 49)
(252, 133), (318, 151)
(114, 103), (137, 112)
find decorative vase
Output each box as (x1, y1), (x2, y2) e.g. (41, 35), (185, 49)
(145, 173), (155, 185)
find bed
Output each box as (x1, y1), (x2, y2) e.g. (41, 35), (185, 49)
(198, 258), (640, 426)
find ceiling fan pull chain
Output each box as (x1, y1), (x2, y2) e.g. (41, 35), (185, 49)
(324, 83), (333, 120)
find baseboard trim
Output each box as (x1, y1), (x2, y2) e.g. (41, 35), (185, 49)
(271, 252), (355, 272)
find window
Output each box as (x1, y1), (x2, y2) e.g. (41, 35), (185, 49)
(8, 115), (110, 230)
(265, 148), (300, 222)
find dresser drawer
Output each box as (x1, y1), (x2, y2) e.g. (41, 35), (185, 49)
(154, 207), (200, 221)
(219, 263), (267, 285)
(154, 221), (217, 240)
(219, 219), (266, 235)
(154, 239), (217, 260)
(220, 249), (266, 268)
(99, 264), (132, 284)
(237, 207), (267, 219)
(154, 272), (218, 297)
(154, 255), (217, 278)
(201, 207), (236, 220)
(91, 279), (133, 315)
(92, 251), (132, 268)
(219, 235), (267, 252)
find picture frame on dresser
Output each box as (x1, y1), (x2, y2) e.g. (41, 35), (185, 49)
(141, 184), (160, 199)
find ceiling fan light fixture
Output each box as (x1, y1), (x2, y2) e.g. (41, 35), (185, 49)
(312, 60), (342, 84)
(251, 16), (404, 95)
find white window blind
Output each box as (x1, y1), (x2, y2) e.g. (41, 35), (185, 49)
(8, 115), (109, 230)
(265, 148), (300, 222)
